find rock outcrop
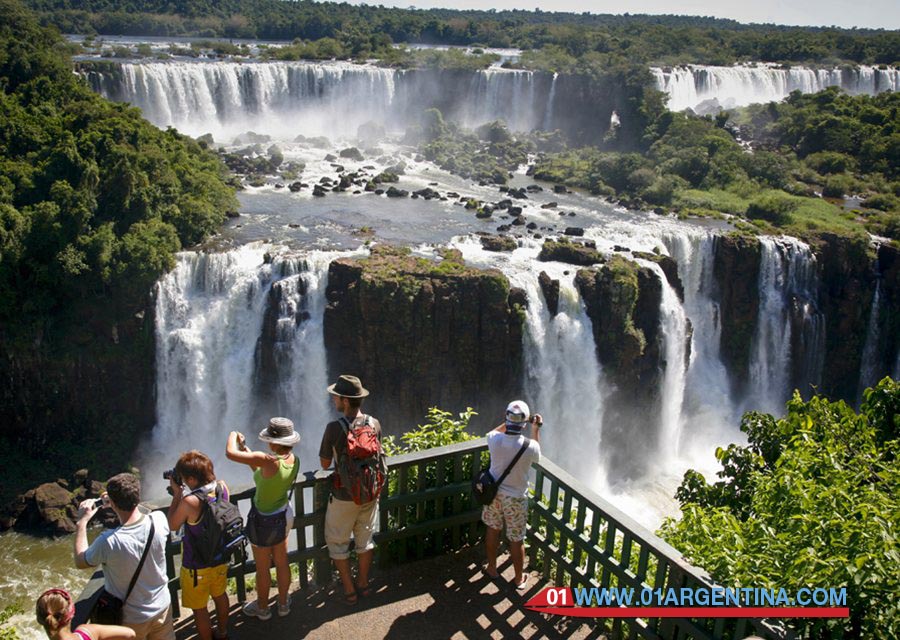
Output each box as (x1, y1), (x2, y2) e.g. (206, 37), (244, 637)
(2, 470), (115, 535)
(324, 246), (524, 431)
(538, 239), (604, 266)
(712, 234), (762, 393)
(575, 256), (664, 481)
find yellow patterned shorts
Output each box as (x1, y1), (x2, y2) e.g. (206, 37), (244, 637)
(181, 564), (228, 610)
(482, 494), (529, 542)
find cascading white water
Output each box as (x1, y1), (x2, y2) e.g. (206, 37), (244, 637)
(652, 64), (900, 112)
(642, 262), (689, 461)
(746, 238), (794, 415)
(663, 232), (739, 432)
(745, 237), (823, 415)
(786, 240), (825, 396)
(82, 60), (552, 140)
(146, 244), (339, 495)
(857, 278), (883, 401)
(513, 270), (608, 483)
(542, 72), (558, 130)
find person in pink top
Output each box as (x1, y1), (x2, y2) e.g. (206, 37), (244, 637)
(35, 588), (135, 640)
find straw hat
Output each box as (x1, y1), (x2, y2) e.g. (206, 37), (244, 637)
(258, 417), (300, 446)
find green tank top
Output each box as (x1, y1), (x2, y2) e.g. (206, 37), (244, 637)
(253, 455), (299, 513)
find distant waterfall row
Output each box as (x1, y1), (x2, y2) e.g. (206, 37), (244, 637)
(652, 64), (900, 113)
(81, 60), (554, 141)
(81, 60), (900, 142)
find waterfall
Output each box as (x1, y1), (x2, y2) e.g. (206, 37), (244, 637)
(857, 278), (883, 401)
(746, 238), (793, 415)
(641, 262), (689, 460)
(512, 271), (608, 481)
(786, 241), (825, 397)
(652, 64), (900, 113)
(81, 60), (549, 141)
(145, 245), (337, 495)
(744, 237), (823, 415)
(662, 232), (739, 442)
(542, 72), (558, 130)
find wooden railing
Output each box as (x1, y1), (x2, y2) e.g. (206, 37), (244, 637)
(75, 439), (784, 639)
(528, 457), (784, 640)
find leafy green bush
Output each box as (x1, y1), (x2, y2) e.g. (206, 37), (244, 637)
(746, 193), (799, 225)
(822, 174), (855, 198)
(661, 378), (900, 638)
(383, 407), (478, 455)
(805, 150), (857, 175)
(0, 604), (21, 640)
(864, 193), (900, 212)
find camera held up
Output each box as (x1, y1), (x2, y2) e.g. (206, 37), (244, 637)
(163, 468), (182, 495)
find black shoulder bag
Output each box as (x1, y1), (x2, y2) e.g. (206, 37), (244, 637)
(92, 515), (156, 625)
(472, 439), (530, 506)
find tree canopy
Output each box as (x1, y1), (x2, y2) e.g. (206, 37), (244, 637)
(660, 378), (900, 638)
(0, 0), (237, 339)
(25, 0), (900, 66)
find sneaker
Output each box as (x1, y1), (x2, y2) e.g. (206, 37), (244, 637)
(277, 595), (291, 617)
(242, 600), (272, 621)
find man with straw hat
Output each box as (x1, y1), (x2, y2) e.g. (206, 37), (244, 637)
(318, 375), (385, 606)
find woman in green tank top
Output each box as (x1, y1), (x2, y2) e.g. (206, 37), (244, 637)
(226, 417), (301, 621)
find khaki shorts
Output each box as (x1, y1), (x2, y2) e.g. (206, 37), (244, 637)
(324, 496), (377, 560)
(181, 564), (228, 610)
(124, 605), (175, 640)
(482, 494), (529, 542)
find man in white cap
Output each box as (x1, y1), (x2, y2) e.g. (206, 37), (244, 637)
(483, 400), (542, 590)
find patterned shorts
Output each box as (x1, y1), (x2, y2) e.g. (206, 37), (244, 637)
(482, 494), (529, 542)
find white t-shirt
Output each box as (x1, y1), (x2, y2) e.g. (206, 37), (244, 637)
(487, 431), (541, 498)
(84, 510), (171, 623)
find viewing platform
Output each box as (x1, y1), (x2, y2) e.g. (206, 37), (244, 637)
(74, 439), (784, 640)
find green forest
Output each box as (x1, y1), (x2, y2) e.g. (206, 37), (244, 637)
(530, 88), (900, 242)
(26, 0), (900, 66)
(0, 0), (236, 340)
(661, 378), (900, 637)
(0, 0), (236, 498)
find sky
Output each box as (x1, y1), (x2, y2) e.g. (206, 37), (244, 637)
(345, 0), (900, 30)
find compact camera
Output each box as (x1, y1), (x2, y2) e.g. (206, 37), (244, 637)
(163, 468), (182, 495)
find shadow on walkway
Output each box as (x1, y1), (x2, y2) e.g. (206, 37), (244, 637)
(175, 547), (605, 639)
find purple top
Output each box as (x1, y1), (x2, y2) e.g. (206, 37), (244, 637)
(182, 482), (228, 570)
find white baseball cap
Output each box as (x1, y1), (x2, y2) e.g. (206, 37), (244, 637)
(505, 400), (530, 424)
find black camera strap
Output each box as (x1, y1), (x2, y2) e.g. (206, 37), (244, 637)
(124, 515), (156, 605)
(495, 439), (530, 486)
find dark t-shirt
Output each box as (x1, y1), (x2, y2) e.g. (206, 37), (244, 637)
(318, 414), (382, 501)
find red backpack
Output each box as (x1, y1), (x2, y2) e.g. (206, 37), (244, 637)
(335, 415), (387, 505)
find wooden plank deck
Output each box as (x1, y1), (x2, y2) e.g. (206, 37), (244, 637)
(173, 547), (604, 640)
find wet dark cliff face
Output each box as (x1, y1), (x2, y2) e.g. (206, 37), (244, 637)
(322, 246), (524, 432)
(712, 234), (762, 396)
(0, 311), (155, 505)
(875, 243), (900, 379)
(815, 233), (878, 401)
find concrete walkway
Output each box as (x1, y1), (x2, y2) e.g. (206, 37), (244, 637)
(174, 547), (605, 640)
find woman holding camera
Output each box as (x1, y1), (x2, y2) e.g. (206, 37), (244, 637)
(225, 418), (300, 621)
(36, 588), (135, 640)
(167, 451), (230, 640)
